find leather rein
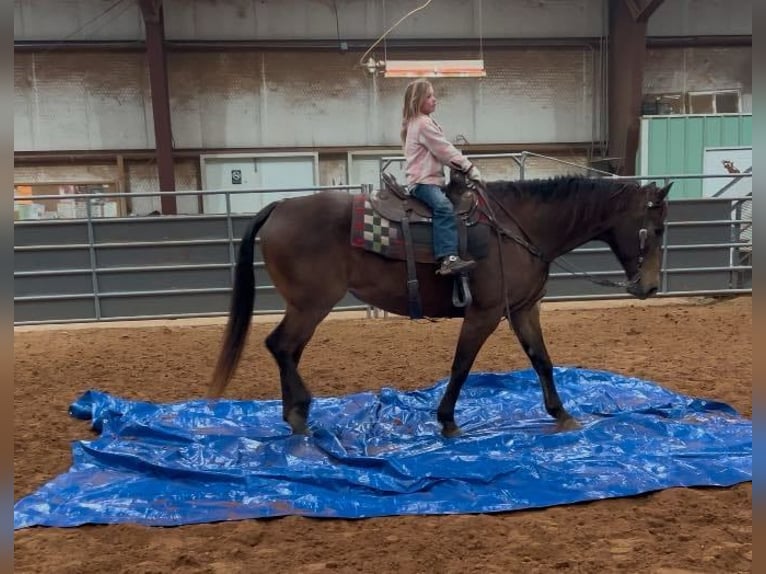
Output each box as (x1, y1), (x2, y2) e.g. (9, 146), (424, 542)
(464, 180), (661, 319)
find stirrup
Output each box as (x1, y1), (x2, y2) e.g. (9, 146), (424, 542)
(452, 273), (473, 308)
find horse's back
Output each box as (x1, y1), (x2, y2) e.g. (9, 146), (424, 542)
(258, 191), (354, 305)
(259, 190), (353, 252)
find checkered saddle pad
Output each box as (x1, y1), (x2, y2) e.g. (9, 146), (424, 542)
(350, 194), (488, 263)
(350, 194), (434, 263)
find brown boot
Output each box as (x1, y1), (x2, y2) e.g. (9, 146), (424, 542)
(436, 255), (477, 275)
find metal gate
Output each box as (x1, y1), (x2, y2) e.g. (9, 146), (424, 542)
(14, 167), (752, 325)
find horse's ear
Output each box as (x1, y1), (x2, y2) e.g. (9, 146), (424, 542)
(659, 182), (673, 199)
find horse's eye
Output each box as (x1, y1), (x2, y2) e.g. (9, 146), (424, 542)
(655, 226), (664, 236)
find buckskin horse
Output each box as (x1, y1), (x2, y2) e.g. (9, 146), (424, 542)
(208, 170), (671, 437)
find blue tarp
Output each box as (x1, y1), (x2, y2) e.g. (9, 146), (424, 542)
(14, 368), (751, 529)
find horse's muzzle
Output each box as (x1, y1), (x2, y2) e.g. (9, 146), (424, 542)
(627, 284), (658, 299)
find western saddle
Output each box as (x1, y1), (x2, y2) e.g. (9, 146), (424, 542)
(368, 173), (478, 318)
(370, 172), (476, 223)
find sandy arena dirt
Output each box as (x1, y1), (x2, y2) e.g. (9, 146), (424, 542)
(14, 296), (751, 574)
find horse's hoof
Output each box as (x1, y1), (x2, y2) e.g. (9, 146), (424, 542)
(556, 417), (581, 432)
(286, 410), (309, 435)
(441, 422), (462, 438)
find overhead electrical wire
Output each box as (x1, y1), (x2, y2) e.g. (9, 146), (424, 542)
(358, 0), (433, 67)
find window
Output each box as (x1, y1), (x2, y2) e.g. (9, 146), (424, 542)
(687, 90), (741, 114)
(13, 182), (124, 220)
(642, 90), (742, 116)
(642, 93), (685, 115)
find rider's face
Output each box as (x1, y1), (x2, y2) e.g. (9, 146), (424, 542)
(420, 88), (437, 114)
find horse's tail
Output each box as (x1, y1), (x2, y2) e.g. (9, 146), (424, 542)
(208, 201), (281, 398)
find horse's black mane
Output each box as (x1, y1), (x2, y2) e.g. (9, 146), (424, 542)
(443, 174), (644, 232)
(475, 175), (643, 223)
(487, 175), (636, 203)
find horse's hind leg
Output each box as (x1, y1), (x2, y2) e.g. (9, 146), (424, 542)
(509, 303), (579, 431)
(265, 305), (330, 434)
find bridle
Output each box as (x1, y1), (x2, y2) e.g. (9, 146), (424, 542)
(466, 179), (664, 291)
(551, 197), (661, 290)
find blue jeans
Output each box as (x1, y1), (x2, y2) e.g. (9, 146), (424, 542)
(410, 183), (458, 260)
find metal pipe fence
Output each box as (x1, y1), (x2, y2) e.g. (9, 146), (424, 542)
(13, 157), (752, 325)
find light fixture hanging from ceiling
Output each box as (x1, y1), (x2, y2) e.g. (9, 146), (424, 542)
(359, 0), (486, 79)
(364, 58), (486, 78)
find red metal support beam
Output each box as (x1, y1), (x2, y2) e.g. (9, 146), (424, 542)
(139, 0), (176, 214)
(605, 0), (665, 175)
(623, 0), (665, 22)
(607, 0), (651, 175)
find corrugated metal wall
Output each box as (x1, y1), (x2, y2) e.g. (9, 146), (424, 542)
(198, 0), (601, 39)
(647, 0), (753, 36)
(14, 0), (145, 40)
(14, 0), (751, 43)
(639, 114), (752, 198)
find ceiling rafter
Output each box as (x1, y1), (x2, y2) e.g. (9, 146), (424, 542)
(622, 0), (665, 22)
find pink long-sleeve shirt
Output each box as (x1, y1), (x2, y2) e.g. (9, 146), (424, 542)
(404, 114), (472, 187)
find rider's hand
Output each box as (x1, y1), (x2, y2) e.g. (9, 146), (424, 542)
(466, 164), (483, 183)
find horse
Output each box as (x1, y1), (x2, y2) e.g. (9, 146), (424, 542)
(208, 170), (671, 437)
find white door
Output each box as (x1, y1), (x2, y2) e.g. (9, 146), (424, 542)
(201, 155), (317, 214)
(202, 158), (260, 214)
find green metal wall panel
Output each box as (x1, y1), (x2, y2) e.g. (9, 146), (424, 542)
(647, 118), (668, 175)
(742, 117), (753, 143)
(684, 117), (705, 176)
(639, 114), (752, 199)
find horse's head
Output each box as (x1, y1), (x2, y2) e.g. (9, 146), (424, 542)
(602, 181), (671, 299)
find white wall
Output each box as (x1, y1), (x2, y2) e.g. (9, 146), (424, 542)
(14, 52), (154, 150)
(15, 47), (597, 151)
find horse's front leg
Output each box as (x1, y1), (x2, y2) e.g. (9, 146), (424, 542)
(437, 309), (500, 437)
(509, 303), (580, 431)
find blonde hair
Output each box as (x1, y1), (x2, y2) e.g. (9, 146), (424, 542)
(400, 79), (433, 144)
